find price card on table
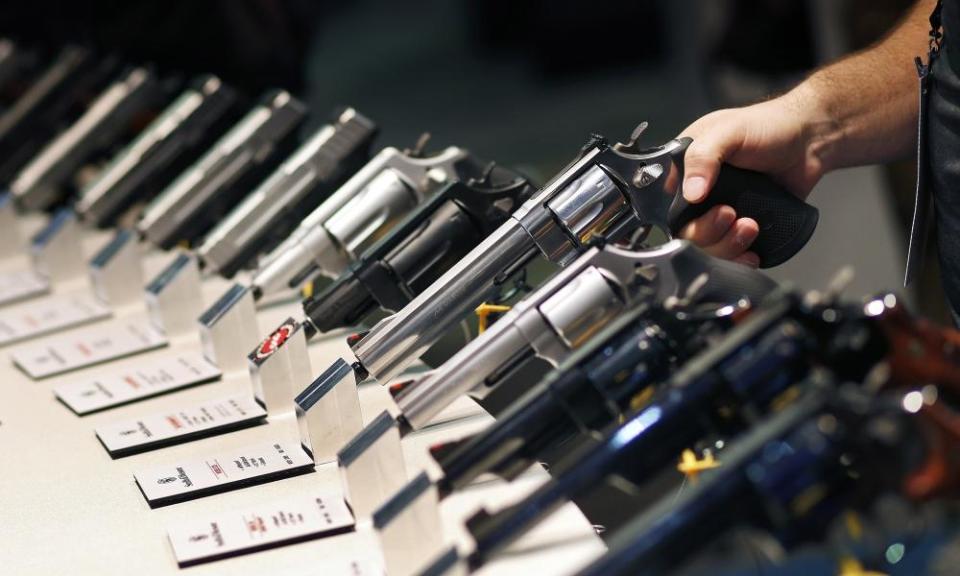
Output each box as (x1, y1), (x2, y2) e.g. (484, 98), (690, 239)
(96, 395), (267, 457)
(167, 492), (354, 566)
(11, 318), (167, 379)
(55, 351), (222, 415)
(0, 268), (49, 305)
(0, 293), (111, 346)
(134, 440), (314, 507)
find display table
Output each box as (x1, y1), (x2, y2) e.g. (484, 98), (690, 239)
(0, 224), (605, 575)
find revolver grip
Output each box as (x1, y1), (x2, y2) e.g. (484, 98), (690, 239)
(689, 250), (779, 306)
(667, 165), (819, 268)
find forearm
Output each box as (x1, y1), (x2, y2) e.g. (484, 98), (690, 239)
(787, 0), (935, 172)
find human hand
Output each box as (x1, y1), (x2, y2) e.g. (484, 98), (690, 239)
(677, 95), (828, 267)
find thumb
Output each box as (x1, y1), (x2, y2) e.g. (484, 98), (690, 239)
(680, 126), (739, 204)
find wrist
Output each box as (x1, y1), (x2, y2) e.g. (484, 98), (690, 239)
(780, 79), (845, 175)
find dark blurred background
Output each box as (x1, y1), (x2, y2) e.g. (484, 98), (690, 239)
(0, 0), (940, 551)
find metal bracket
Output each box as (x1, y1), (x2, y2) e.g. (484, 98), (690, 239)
(248, 318), (312, 417)
(30, 208), (85, 283)
(197, 283), (260, 373)
(338, 411), (407, 520)
(373, 472), (446, 576)
(143, 251), (203, 337)
(295, 358), (363, 464)
(88, 229), (143, 307)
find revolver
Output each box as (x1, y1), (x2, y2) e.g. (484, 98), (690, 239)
(248, 139), (478, 298)
(75, 75), (242, 228)
(0, 46), (120, 185)
(136, 89), (307, 248)
(196, 107), (378, 277)
(430, 298), (738, 497)
(11, 66), (169, 211)
(391, 239), (778, 432)
(301, 163), (535, 335)
(342, 126), (819, 389)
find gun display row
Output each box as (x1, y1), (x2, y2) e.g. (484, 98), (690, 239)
(6, 37), (955, 576)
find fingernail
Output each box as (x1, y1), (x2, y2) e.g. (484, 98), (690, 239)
(683, 176), (707, 202)
(735, 225), (758, 248)
(743, 252), (760, 268)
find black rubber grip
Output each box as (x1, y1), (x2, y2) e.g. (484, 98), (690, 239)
(667, 165), (819, 268)
(691, 252), (779, 306)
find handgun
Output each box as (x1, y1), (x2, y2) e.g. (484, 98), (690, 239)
(196, 107), (378, 277)
(574, 384), (919, 576)
(340, 126), (818, 391)
(0, 46), (120, 184)
(454, 288), (960, 572)
(429, 298), (739, 497)
(301, 163), (535, 335)
(453, 289), (833, 570)
(390, 239), (777, 433)
(75, 75), (242, 228)
(136, 89), (307, 249)
(11, 66), (169, 211)
(248, 139), (479, 298)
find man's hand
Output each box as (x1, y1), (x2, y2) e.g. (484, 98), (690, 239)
(675, 0), (933, 267)
(678, 94), (830, 267)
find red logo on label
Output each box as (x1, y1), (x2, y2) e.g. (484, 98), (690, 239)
(256, 322), (295, 359)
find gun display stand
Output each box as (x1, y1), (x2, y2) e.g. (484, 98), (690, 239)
(338, 410), (408, 520)
(374, 472), (446, 576)
(53, 252), (214, 416)
(132, 318), (323, 507)
(10, 250), (199, 379)
(295, 358), (364, 464)
(89, 284), (266, 455)
(0, 225), (142, 348)
(0, 208), (84, 307)
(0, 192), (21, 261)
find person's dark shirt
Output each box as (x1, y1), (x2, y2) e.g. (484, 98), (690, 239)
(929, 0), (960, 319)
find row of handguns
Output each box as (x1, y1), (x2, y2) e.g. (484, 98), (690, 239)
(4, 39), (949, 575)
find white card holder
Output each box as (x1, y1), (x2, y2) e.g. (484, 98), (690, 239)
(248, 317), (312, 418)
(143, 250), (202, 338)
(373, 472), (446, 576)
(29, 208), (85, 284)
(198, 283), (260, 373)
(87, 229), (144, 308)
(295, 358), (363, 464)
(338, 411), (408, 520)
(0, 192), (21, 261)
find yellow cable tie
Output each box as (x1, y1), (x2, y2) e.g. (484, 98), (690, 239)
(301, 280), (314, 299)
(475, 303), (512, 333)
(677, 449), (721, 484)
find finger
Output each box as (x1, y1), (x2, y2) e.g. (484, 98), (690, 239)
(680, 121), (743, 204)
(733, 251), (760, 268)
(702, 217), (759, 260)
(678, 205), (736, 246)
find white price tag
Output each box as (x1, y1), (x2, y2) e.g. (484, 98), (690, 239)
(11, 318), (168, 379)
(96, 395), (267, 457)
(55, 351), (222, 415)
(167, 492), (354, 566)
(0, 293), (111, 346)
(0, 269), (49, 305)
(135, 440), (314, 507)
